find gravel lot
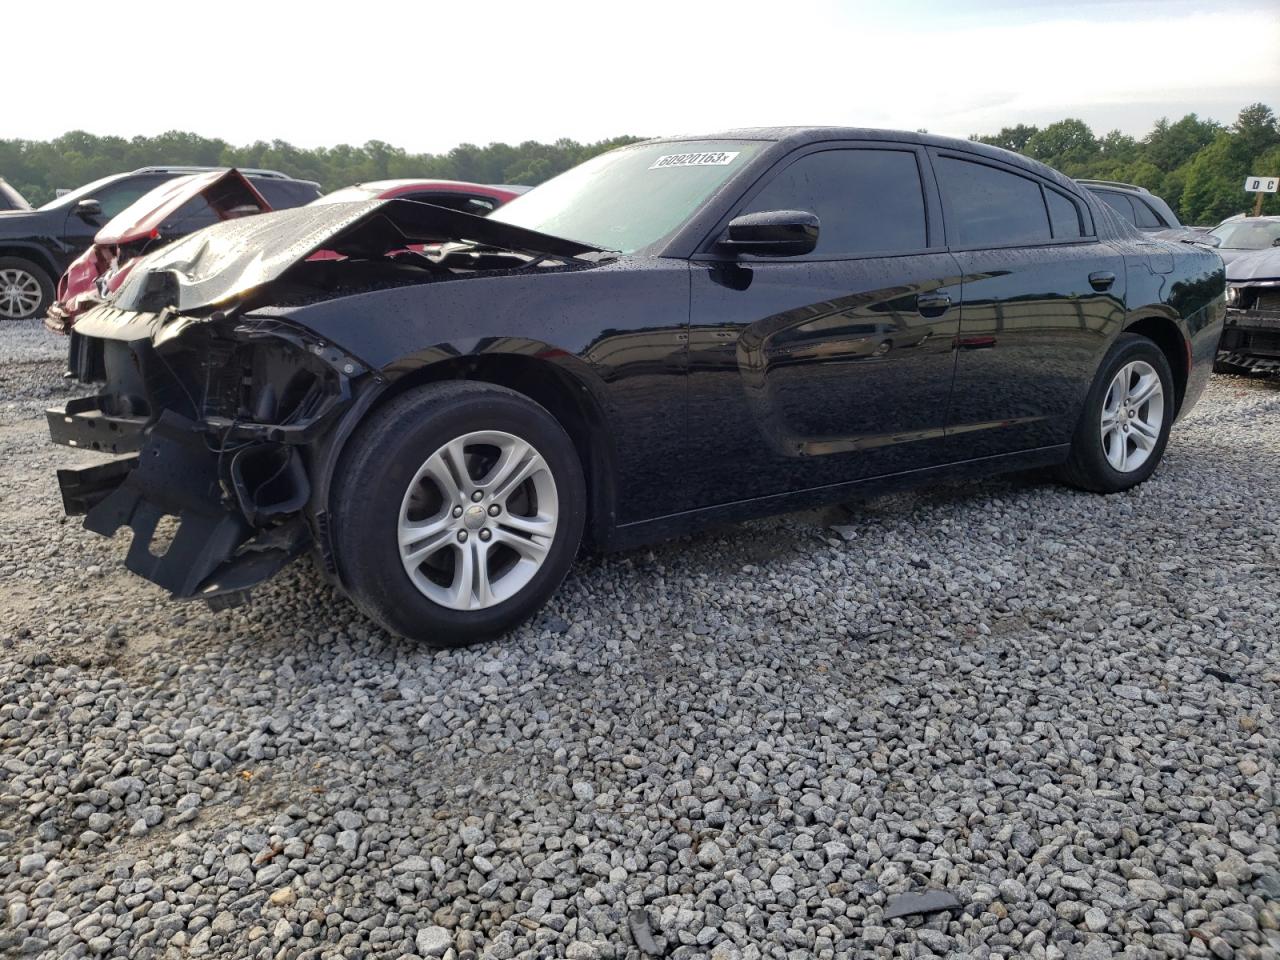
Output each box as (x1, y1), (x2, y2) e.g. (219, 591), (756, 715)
(1, 318), (1277, 960)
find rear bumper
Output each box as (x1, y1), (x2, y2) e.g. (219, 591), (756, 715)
(1217, 307), (1280, 373)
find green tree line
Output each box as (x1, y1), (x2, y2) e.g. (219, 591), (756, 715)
(0, 133), (647, 208)
(3, 102), (1276, 223)
(972, 102), (1280, 224)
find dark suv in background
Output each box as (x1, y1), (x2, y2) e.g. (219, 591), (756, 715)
(0, 166), (320, 320)
(1078, 180), (1201, 242)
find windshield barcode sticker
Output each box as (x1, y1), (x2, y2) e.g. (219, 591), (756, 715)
(650, 152), (740, 169)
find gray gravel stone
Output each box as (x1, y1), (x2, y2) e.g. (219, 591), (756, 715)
(0, 326), (1277, 960)
(416, 924), (451, 957)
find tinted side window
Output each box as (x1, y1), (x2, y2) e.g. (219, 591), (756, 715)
(161, 196), (218, 234)
(1133, 198), (1163, 228)
(251, 180), (318, 210)
(743, 149), (927, 256)
(1098, 191), (1136, 225)
(94, 176), (170, 219)
(935, 157), (1051, 247)
(1045, 188), (1083, 239)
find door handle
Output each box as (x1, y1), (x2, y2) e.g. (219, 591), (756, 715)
(1089, 271), (1116, 292)
(917, 293), (951, 317)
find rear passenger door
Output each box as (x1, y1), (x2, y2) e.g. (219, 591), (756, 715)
(931, 151), (1127, 456)
(684, 143), (964, 503)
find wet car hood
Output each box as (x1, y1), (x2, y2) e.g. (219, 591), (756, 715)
(110, 198), (605, 313)
(0, 208), (55, 234)
(1227, 247), (1280, 282)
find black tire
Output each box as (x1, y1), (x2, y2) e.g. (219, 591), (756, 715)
(0, 256), (54, 321)
(331, 381), (586, 646)
(1057, 333), (1176, 494)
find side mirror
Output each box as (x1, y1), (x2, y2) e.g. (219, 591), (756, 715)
(76, 198), (103, 220)
(718, 210), (819, 257)
(1271, 237), (1280, 247)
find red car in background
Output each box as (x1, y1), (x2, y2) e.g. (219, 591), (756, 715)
(309, 179), (526, 212)
(45, 169), (272, 332)
(47, 177), (527, 329)
(307, 180), (526, 261)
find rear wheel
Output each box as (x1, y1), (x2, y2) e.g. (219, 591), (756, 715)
(1058, 334), (1175, 493)
(0, 257), (53, 321)
(332, 381), (586, 645)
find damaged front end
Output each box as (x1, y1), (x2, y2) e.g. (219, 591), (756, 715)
(49, 307), (366, 609)
(47, 197), (606, 609)
(1219, 251), (1280, 374)
(1219, 288), (1280, 374)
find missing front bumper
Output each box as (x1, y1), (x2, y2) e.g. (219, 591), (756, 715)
(1218, 307), (1280, 373)
(46, 396), (147, 454)
(47, 315), (365, 608)
(54, 410), (313, 606)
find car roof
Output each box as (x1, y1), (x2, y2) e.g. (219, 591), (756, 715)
(1076, 179), (1152, 196)
(643, 126), (1083, 193)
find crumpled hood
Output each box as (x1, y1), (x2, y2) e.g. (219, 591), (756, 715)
(110, 198), (604, 313)
(1227, 247), (1280, 282)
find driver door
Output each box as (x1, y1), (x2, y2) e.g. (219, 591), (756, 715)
(683, 143), (963, 506)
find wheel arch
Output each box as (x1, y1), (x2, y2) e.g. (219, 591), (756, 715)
(315, 348), (619, 558)
(0, 244), (59, 279)
(1122, 311), (1189, 415)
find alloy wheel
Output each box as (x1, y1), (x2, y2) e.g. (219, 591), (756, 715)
(398, 430), (559, 610)
(0, 268), (42, 319)
(1100, 359), (1164, 473)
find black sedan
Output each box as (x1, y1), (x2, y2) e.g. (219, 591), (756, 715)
(48, 128), (1225, 644)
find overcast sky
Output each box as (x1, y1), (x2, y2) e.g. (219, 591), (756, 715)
(9, 0), (1279, 152)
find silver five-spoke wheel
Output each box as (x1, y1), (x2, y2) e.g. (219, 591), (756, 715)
(1101, 359), (1163, 473)
(0, 268), (42, 320)
(398, 430), (558, 610)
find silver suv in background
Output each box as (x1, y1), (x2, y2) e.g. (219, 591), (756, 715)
(1078, 179), (1204, 242)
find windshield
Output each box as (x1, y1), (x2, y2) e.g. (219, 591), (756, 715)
(1211, 219), (1280, 250)
(310, 185), (382, 206)
(489, 140), (764, 254)
(0, 180), (31, 211)
(37, 173), (125, 211)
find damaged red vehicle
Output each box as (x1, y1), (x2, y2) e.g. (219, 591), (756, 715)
(310, 179), (523, 213)
(45, 170), (272, 332)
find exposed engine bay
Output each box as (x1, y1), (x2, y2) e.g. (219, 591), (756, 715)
(47, 199), (606, 607)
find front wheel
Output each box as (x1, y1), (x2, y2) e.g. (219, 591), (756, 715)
(332, 382), (586, 645)
(1057, 333), (1175, 493)
(0, 257), (53, 321)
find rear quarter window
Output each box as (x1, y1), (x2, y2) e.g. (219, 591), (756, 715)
(1045, 188), (1085, 239)
(1133, 199), (1164, 228)
(1098, 191), (1137, 225)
